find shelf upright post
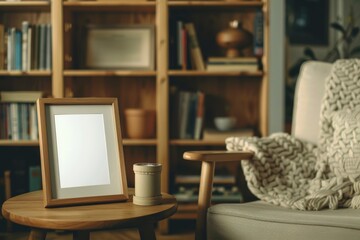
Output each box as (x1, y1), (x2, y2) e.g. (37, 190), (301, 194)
(51, 0), (64, 98)
(156, 0), (170, 234)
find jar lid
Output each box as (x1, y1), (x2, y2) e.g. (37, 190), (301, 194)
(133, 163), (162, 173)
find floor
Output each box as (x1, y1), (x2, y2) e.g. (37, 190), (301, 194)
(0, 221), (195, 240)
(0, 229), (195, 240)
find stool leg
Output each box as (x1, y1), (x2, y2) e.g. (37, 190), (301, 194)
(138, 223), (156, 240)
(28, 229), (46, 240)
(73, 230), (90, 240)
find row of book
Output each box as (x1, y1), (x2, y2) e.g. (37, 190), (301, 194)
(0, 103), (38, 140)
(4, 166), (42, 199)
(0, 91), (42, 140)
(0, 21), (52, 71)
(175, 21), (205, 70)
(174, 90), (205, 140)
(172, 11), (264, 72)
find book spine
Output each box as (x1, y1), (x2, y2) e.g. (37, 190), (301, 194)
(6, 103), (11, 139)
(22, 21), (29, 71)
(0, 24), (4, 70)
(0, 103), (4, 139)
(186, 93), (197, 139)
(45, 24), (52, 70)
(10, 103), (19, 140)
(27, 26), (32, 71)
(39, 24), (46, 70)
(7, 28), (14, 71)
(29, 165), (42, 191)
(29, 104), (38, 140)
(15, 30), (22, 70)
(4, 170), (11, 200)
(194, 91), (205, 140)
(184, 23), (205, 70)
(177, 21), (183, 68)
(253, 10), (264, 57)
(179, 91), (191, 139)
(181, 27), (188, 70)
(32, 24), (39, 70)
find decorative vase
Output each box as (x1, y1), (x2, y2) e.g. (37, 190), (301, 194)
(216, 20), (253, 57)
(124, 109), (156, 139)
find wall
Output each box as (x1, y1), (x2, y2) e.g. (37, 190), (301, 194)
(268, 0), (285, 134)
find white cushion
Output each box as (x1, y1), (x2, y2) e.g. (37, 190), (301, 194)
(292, 61), (332, 144)
(207, 201), (360, 240)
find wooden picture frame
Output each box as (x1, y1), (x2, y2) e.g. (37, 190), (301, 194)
(37, 98), (128, 207)
(84, 25), (155, 70)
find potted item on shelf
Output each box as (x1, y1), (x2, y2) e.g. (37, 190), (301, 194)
(216, 20), (253, 58)
(124, 108), (156, 139)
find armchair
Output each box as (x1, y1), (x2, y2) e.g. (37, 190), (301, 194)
(184, 61), (360, 240)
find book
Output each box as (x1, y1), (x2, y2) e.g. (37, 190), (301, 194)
(181, 26), (188, 70)
(45, 24), (52, 70)
(39, 24), (46, 70)
(207, 57), (258, 64)
(253, 10), (264, 57)
(0, 91), (43, 102)
(29, 166), (42, 191)
(29, 104), (38, 140)
(0, 24), (5, 69)
(27, 25), (32, 71)
(177, 21), (183, 68)
(178, 91), (191, 139)
(194, 91), (205, 140)
(32, 24), (40, 70)
(7, 28), (15, 71)
(22, 21), (29, 71)
(9, 103), (19, 140)
(15, 30), (22, 70)
(184, 23), (205, 70)
(203, 128), (253, 141)
(185, 93), (197, 139)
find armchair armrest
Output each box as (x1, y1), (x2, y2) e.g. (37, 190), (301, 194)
(183, 150), (254, 240)
(183, 150), (254, 162)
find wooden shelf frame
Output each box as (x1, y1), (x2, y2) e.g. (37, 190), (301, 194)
(0, 0), (269, 230)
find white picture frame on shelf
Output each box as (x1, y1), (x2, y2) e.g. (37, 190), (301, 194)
(84, 25), (155, 70)
(37, 98), (128, 207)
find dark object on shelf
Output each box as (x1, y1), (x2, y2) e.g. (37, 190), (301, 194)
(216, 20), (253, 58)
(286, 0), (329, 45)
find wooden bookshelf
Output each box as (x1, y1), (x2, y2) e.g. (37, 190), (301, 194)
(0, 0), (269, 233)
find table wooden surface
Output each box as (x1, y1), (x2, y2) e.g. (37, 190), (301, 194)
(2, 189), (177, 240)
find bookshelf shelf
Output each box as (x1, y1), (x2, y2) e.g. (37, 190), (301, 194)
(168, 1), (263, 7)
(0, 1), (50, 11)
(122, 139), (157, 146)
(0, 71), (51, 76)
(0, 0), (269, 232)
(0, 140), (39, 147)
(168, 70), (264, 77)
(63, 1), (156, 11)
(64, 70), (156, 77)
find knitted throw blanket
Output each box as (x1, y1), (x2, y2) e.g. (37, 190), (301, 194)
(226, 59), (360, 210)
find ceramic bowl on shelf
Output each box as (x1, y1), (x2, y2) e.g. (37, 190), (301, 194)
(214, 117), (237, 131)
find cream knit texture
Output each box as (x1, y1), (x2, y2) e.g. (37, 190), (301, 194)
(226, 59), (360, 210)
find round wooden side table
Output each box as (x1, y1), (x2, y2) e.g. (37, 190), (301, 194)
(2, 189), (177, 240)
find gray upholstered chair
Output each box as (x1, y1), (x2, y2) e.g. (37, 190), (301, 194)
(184, 61), (360, 240)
